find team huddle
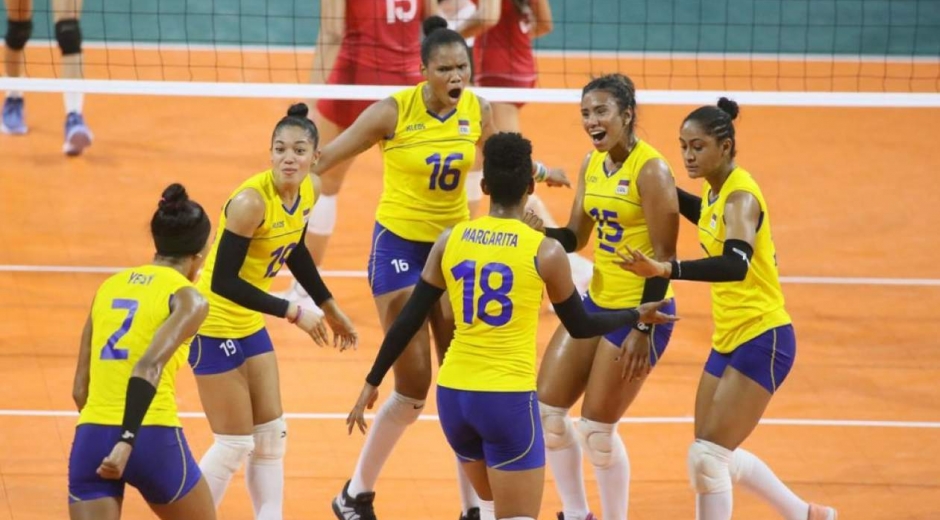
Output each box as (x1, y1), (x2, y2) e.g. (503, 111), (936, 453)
(65, 6), (838, 520)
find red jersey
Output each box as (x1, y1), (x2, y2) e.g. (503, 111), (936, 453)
(336, 0), (426, 74)
(473, 0), (536, 82)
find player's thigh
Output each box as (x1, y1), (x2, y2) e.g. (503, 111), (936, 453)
(697, 367), (773, 449)
(4, 0), (31, 19)
(69, 498), (121, 520)
(52, 0), (81, 20)
(194, 364), (254, 435)
(536, 325), (600, 408)
(693, 369), (721, 438)
(310, 110), (355, 196)
(245, 350), (284, 425)
(491, 102), (522, 132)
(487, 466), (544, 519)
(148, 477), (216, 520)
(580, 338), (651, 423)
(460, 460), (493, 502)
(375, 287), (433, 400)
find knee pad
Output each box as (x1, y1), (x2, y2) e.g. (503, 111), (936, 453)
(575, 419), (621, 469)
(465, 170), (483, 203)
(538, 402), (575, 450)
(381, 391), (425, 426)
(252, 416), (288, 461)
(55, 19), (82, 56)
(687, 439), (733, 494)
(309, 194), (337, 235)
(204, 433), (255, 474)
(4, 19), (32, 51)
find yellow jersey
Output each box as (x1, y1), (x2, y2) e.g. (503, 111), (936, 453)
(699, 166), (791, 353)
(79, 265), (193, 427)
(197, 170), (316, 337)
(377, 83), (482, 242)
(583, 141), (675, 308)
(437, 216), (545, 392)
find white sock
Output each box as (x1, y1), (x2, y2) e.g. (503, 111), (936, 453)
(64, 91), (83, 114)
(501, 517), (535, 520)
(246, 417), (287, 520)
(479, 499), (496, 520)
(691, 440), (733, 520)
(731, 448), (809, 520)
(348, 391), (424, 496)
(546, 434), (591, 519)
(7, 91), (23, 99)
(456, 460), (480, 514)
(580, 420), (630, 520)
(199, 434), (255, 509)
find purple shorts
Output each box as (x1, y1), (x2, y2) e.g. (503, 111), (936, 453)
(583, 294), (676, 366)
(704, 324), (796, 394)
(437, 386), (544, 471)
(188, 327), (274, 375)
(68, 424), (201, 505)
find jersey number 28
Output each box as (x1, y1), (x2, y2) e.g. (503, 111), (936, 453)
(451, 260), (514, 327)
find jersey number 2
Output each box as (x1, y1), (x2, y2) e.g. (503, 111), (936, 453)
(451, 260), (514, 326)
(101, 298), (139, 360)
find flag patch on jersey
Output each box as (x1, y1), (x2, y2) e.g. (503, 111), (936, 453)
(615, 178), (630, 195)
(458, 119), (470, 135)
(303, 207), (311, 223)
(710, 212), (718, 229)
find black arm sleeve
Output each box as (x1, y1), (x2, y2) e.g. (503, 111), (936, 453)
(552, 290), (641, 339)
(544, 227), (578, 253)
(212, 229), (290, 318)
(285, 227), (333, 306)
(677, 187), (702, 224)
(366, 279), (445, 386)
(670, 239), (754, 282)
(119, 377), (157, 446)
(634, 276), (671, 333)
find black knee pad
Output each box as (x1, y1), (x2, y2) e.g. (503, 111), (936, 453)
(55, 19), (82, 56)
(4, 19), (33, 51)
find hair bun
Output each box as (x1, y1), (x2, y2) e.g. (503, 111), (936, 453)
(159, 183), (189, 212)
(716, 97), (740, 120)
(287, 102), (309, 119)
(422, 15), (449, 36)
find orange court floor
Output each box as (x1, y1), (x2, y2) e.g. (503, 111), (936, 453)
(0, 73), (939, 519)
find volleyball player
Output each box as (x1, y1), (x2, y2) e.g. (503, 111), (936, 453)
(189, 104), (357, 520)
(616, 97), (837, 520)
(68, 184), (214, 520)
(526, 73), (679, 520)
(320, 17), (567, 520)
(346, 132), (677, 520)
(2, 0), (93, 155)
(280, 0), (439, 309)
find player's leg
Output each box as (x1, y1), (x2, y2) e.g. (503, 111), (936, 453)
(68, 424), (125, 520)
(241, 328), (288, 520)
(429, 297), (481, 519)
(69, 498), (122, 520)
(691, 325), (835, 520)
(575, 303), (675, 520)
(147, 478), (217, 520)
(475, 391), (545, 520)
(52, 0), (92, 155)
(2, 0), (31, 134)
(188, 335), (257, 509)
(333, 228), (435, 519)
(536, 325), (601, 520)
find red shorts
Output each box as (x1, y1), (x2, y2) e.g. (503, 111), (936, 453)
(316, 58), (423, 128)
(474, 75), (537, 109)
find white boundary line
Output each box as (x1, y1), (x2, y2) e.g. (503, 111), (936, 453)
(1, 264), (938, 287)
(23, 40), (940, 64)
(0, 78), (938, 107)
(3, 409), (937, 428)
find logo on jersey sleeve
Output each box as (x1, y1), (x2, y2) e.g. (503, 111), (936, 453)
(616, 178), (630, 195)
